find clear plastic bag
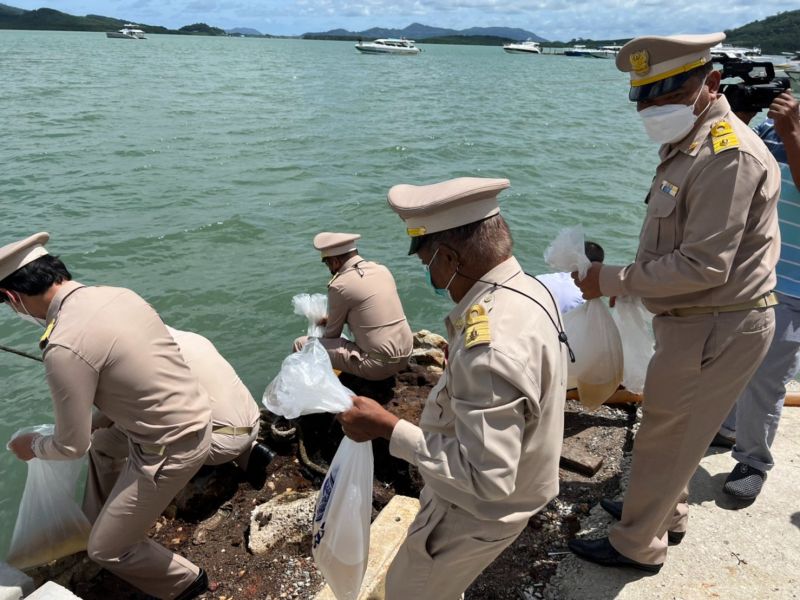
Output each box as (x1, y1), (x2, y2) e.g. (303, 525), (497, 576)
(544, 226), (591, 280)
(292, 293), (328, 338)
(611, 297), (654, 394)
(263, 338), (353, 419)
(312, 437), (373, 600)
(564, 301), (624, 409)
(5, 425), (92, 569)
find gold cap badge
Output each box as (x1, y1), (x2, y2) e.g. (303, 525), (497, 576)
(630, 50), (650, 75)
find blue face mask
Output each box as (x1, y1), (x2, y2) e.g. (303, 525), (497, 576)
(423, 248), (457, 299)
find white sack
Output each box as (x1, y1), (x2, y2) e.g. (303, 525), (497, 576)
(292, 293), (328, 338)
(312, 437), (373, 600)
(5, 425), (91, 570)
(612, 297), (655, 394)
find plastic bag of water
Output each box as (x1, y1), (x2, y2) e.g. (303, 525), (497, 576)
(611, 296), (654, 394)
(292, 293), (328, 338)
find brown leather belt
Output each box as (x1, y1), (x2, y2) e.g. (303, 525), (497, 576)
(664, 292), (778, 317)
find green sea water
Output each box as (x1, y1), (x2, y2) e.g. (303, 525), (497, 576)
(0, 30), (657, 554)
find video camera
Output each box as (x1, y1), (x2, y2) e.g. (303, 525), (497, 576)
(718, 58), (791, 113)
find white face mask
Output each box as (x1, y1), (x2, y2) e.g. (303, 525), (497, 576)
(638, 77), (708, 144)
(9, 296), (46, 328)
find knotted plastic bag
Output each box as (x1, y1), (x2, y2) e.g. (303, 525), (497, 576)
(262, 339), (373, 599)
(5, 425), (92, 569)
(545, 227), (623, 409)
(612, 296), (655, 394)
(292, 293), (328, 338)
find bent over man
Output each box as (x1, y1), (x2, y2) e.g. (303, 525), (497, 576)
(293, 232), (413, 380)
(569, 33), (780, 572)
(338, 177), (567, 599)
(3, 233), (211, 600)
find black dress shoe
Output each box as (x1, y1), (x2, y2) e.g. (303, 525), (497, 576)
(710, 432), (735, 449)
(600, 498), (685, 545)
(245, 443), (276, 490)
(174, 568), (208, 600)
(568, 537), (662, 573)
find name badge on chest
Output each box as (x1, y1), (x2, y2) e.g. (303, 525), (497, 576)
(659, 180), (679, 197)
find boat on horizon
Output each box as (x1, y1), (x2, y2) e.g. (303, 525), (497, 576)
(106, 24), (146, 39)
(711, 43), (761, 61)
(564, 44), (616, 59)
(503, 40), (541, 54)
(355, 38), (421, 55)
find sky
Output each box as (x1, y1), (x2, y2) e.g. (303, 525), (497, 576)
(5, 0), (797, 39)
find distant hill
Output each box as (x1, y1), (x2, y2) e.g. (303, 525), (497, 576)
(227, 27), (263, 37)
(0, 4), (223, 35)
(724, 9), (800, 54)
(303, 21), (546, 43)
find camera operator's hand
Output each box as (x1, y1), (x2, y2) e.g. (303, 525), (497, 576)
(768, 91), (800, 141)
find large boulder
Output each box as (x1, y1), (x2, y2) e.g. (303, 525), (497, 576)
(410, 329), (447, 372)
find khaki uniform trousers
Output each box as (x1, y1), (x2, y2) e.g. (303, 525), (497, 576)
(293, 335), (408, 381)
(83, 424), (212, 599)
(385, 487), (527, 600)
(610, 308), (774, 565)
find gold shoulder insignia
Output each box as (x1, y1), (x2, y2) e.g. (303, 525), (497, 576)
(710, 120), (739, 154)
(464, 304), (491, 349)
(39, 319), (56, 350)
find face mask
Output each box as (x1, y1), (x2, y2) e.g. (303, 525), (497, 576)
(423, 248), (458, 300)
(8, 294), (46, 328)
(638, 77), (708, 144)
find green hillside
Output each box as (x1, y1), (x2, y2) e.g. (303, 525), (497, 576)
(724, 9), (800, 54)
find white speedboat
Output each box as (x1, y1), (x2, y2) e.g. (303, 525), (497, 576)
(355, 38), (421, 55)
(711, 43), (761, 61)
(503, 40), (541, 54)
(564, 44), (614, 59)
(106, 25), (146, 39)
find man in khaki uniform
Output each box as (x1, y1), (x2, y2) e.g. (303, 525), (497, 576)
(293, 232), (413, 380)
(569, 33), (780, 572)
(89, 326), (275, 494)
(337, 177), (568, 598)
(2, 233), (211, 600)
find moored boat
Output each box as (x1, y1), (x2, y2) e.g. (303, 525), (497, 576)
(503, 40), (541, 54)
(106, 24), (146, 39)
(355, 38), (421, 55)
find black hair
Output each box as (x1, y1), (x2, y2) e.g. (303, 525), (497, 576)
(584, 241), (605, 263)
(0, 255), (72, 302)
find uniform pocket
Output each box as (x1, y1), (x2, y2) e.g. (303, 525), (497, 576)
(642, 193), (678, 254)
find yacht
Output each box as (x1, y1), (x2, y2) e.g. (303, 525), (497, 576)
(503, 40), (541, 54)
(564, 44), (614, 59)
(711, 43), (761, 61)
(355, 38), (421, 55)
(106, 24), (146, 39)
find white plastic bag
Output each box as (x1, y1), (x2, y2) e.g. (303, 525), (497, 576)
(312, 437), (373, 600)
(5, 425), (92, 569)
(263, 338), (352, 419)
(545, 227), (623, 409)
(564, 301), (624, 409)
(612, 297), (655, 394)
(292, 293), (328, 338)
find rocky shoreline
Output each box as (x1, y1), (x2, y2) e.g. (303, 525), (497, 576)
(22, 331), (637, 599)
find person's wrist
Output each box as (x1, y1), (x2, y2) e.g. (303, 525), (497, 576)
(381, 413), (400, 440)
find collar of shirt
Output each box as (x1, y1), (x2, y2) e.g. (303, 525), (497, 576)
(337, 254), (364, 273)
(445, 256), (522, 333)
(660, 94), (732, 161)
(45, 280), (86, 324)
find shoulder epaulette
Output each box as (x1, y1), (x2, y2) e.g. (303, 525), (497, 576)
(39, 319), (56, 350)
(464, 304), (491, 349)
(710, 120), (739, 154)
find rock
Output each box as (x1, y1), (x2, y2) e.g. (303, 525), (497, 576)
(24, 581), (82, 599)
(248, 491), (317, 555)
(412, 330), (447, 350)
(409, 330), (447, 371)
(0, 561), (34, 600)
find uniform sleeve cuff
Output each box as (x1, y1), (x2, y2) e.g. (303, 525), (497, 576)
(599, 265), (626, 297)
(389, 419), (423, 465)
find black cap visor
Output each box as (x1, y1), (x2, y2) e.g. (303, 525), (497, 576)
(629, 70), (694, 102)
(408, 236), (422, 255)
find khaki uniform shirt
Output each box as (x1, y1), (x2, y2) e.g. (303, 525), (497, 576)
(167, 327), (260, 431)
(389, 257), (567, 523)
(33, 281), (212, 460)
(599, 96), (781, 314)
(325, 255), (413, 359)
